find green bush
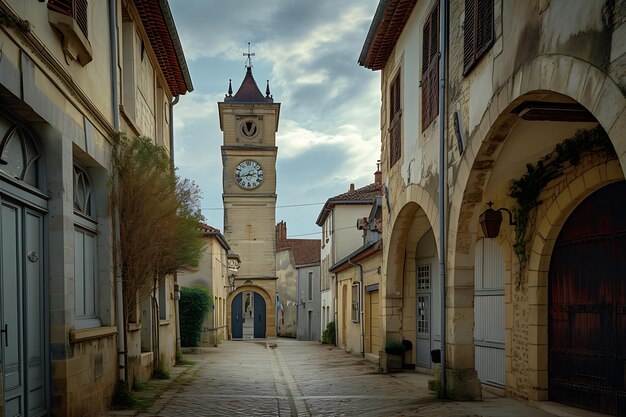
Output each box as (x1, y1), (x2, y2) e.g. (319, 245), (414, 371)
(152, 361), (170, 379)
(321, 321), (336, 345)
(384, 341), (406, 355)
(179, 286), (212, 347)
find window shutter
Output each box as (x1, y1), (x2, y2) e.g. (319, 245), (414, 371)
(389, 71), (402, 167)
(463, 0), (494, 74)
(464, 0), (476, 70)
(422, 5), (439, 130)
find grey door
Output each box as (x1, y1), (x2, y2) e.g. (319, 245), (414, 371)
(415, 263), (432, 368)
(1, 198), (47, 416)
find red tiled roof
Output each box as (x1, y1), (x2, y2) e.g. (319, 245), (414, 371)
(316, 182), (383, 226)
(358, 0), (418, 70)
(225, 67), (274, 103)
(277, 239), (321, 267)
(133, 0), (193, 96)
(199, 223), (230, 251)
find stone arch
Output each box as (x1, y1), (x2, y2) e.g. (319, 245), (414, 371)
(226, 284), (274, 339)
(451, 55), (626, 251)
(524, 159), (624, 401)
(382, 183), (437, 360)
(384, 183), (438, 299)
(446, 54), (626, 400)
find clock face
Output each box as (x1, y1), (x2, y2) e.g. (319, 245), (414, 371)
(235, 160), (264, 189)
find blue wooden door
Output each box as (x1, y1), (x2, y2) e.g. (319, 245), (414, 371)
(253, 292), (266, 338)
(1, 199), (47, 416)
(231, 293), (243, 339)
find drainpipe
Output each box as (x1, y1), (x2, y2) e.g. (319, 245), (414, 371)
(170, 95), (181, 353)
(109, 0), (126, 383)
(347, 258), (364, 358)
(438, 0), (449, 399)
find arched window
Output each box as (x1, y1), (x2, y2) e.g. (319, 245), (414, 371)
(73, 164), (99, 329)
(0, 125), (40, 188)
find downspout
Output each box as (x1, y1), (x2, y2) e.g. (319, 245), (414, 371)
(438, 0), (449, 399)
(170, 95), (181, 354)
(109, 0), (126, 383)
(332, 213), (338, 347)
(347, 258), (364, 358)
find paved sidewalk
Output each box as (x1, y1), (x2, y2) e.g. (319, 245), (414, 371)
(130, 338), (602, 417)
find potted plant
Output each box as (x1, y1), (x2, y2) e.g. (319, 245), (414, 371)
(381, 341), (406, 373)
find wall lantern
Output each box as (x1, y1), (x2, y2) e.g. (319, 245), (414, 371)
(225, 274), (236, 292)
(227, 253), (240, 272)
(479, 201), (516, 238)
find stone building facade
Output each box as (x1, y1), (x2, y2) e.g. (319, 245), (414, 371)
(0, 1), (191, 415)
(179, 225), (232, 347)
(360, 0), (626, 415)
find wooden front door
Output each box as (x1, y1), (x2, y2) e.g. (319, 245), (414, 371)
(253, 292), (266, 339)
(549, 181), (626, 416)
(231, 293), (243, 339)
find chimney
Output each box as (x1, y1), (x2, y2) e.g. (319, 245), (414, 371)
(374, 159), (382, 184)
(276, 221), (287, 241)
(349, 183), (355, 192)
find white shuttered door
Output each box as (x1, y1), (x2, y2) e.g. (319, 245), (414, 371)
(474, 238), (505, 387)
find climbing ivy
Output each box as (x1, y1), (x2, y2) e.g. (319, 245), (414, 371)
(509, 126), (614, 287)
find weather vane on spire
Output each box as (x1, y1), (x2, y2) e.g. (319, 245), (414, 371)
(243, 42), (255, 69)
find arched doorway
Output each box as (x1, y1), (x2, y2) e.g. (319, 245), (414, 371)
(0, 122), (48, 415)
(231, 291), (266, 339)
(549, 181), (626, 415)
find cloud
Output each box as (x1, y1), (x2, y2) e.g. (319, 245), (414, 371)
(169, 0), (381, 237)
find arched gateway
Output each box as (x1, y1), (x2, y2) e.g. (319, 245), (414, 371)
(231, 291), (267, 339)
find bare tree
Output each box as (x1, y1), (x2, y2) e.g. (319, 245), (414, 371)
(110, 134), (205, 374)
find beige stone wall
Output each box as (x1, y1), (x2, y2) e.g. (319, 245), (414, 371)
(375, 0), (626, 402)
(276, 249), (298, 337)
(52, 331), (118, 417)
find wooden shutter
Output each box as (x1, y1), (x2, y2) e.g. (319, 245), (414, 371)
(463, 0), (494, 74)
(389, 71), (402, 167)
(48, 0), (88, 37)
(422, 4), (439, 130)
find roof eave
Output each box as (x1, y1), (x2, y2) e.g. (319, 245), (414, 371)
(158, 0), (193, 94)
(358, 0), (389, 69)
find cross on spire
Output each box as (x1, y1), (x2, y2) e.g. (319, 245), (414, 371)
(243, 42), (255, 68)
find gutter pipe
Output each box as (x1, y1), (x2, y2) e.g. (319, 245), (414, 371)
(109, 0), (126, 383)
(438, 0), (449, 399)
(347, 258), (365, 358)
(170, 95), (181, 354)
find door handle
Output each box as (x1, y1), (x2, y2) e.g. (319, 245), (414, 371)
(1, 324), (7, 347)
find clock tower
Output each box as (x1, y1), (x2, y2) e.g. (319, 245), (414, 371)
(219, 62), (279, 339)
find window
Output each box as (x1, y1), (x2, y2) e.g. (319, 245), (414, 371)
(464, 0), (494, 74)
(0, 125), (40, 188)
(47, 0), (92, 65)
(389, 71), (402, 167)
(308, 272), (313, 301)
(417, 296), (429, 333)
(417, 265), (431, 290)
(73, 165), (99, 329)
(421, 4), (439, 130)
(351, 283), (360, 323)
(48, 0), (88, 37)
(158, 277), (168, 320)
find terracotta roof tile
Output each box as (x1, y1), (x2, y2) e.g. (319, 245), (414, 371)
(277, 239), (321, 267)
(133, 0), (193, 95)
(316, 182), (383, 226)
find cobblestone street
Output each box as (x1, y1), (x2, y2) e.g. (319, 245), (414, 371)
(133, 339), (580, 417)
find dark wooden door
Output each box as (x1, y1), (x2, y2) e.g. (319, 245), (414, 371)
(253, 292), (266, 339)
(549, 181), (626, 416)
(231, 293), (243, 339)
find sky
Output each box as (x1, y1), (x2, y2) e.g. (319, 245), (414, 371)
(169, 0), (381, 239)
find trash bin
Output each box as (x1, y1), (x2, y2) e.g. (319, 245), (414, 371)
(430, 349), (441, 363)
